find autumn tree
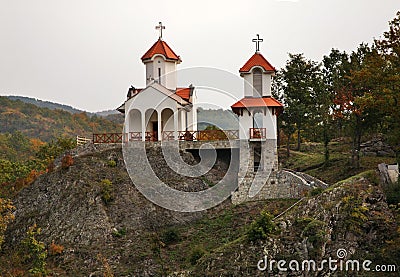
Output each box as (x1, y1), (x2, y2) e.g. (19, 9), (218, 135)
(0, 198), (15, 250)
(375, 11), (400, 164)
(279, 53), (320, 151)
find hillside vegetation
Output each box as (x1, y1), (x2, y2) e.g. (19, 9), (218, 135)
(0, 144), (398, 276)
(0, 96), (122, 142)
(197, 108), (238, 130)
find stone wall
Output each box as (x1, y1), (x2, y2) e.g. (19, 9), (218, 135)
(232, 139), (327, 204)
(232, 170), (314, 204)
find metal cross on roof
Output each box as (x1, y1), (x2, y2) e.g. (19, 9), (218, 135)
(252, 34), (263, 52)
(156, 22), (165, 39)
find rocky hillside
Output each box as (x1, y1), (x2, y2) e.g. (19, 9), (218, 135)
(0, 144), (234, 275)
(193, 177), (400, 276)
(1, 145), (399, 276)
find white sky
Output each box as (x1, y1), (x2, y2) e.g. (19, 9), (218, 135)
(0, 0), (399, 112)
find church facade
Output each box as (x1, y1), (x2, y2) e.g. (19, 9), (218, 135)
(116, 24), (319, 205)
(117, 31), (282, 145)
(117, 32), (197, 142)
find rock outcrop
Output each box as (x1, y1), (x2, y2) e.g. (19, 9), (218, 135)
(3, 145), (219, 275)
(193, 177), (399, 276)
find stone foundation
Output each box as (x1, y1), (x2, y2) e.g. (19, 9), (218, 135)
(232, 139), (322, 204)
(232, 170), (313, 204)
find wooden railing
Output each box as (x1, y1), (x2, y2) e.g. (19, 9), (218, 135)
(76, 135), (92, 145)
(93, 133), (124, 143)
(93, 130), (240, 143)
(128, 132), (142, 141)
(176, 130), (239, 141)
(249, 128), (266, 139)
(162, 131), (175, 141)
(144, 131), (157, 141)
(126, 131), (157, 141)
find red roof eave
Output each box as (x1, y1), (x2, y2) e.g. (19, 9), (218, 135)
(141, 39), (180, 61)
(239, 53), (276, 73)
(231, 97), (283, 109)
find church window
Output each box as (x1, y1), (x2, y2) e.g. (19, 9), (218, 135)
(253, 68), (262, 96)
(158, 68), (161, 83)
(253, 111), (263, 128)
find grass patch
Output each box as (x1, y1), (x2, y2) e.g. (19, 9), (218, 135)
(280, 141), (396, 184)
(158, 200), (296, 273)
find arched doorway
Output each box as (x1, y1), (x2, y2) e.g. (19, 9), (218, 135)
(161, 108), (174, 140)
(128, 109), (142, 141)
(145, 109), (158, 141)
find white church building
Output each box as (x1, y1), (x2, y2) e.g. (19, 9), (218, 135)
(111, 23), (326, 205)
(117, 23), (197, 142)
(117, 24), (282, 147)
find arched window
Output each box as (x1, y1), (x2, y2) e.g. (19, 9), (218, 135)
(253, 68), (262, 97)
(253, 110), (263, 128)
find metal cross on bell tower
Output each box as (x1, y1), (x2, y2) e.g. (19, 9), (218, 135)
(252, 34), (263, 52)
(156, 22), (165, 40)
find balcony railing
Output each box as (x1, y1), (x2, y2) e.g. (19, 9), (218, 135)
(144, 131), (157, 141)
(128, 132), (142, 141)
(93, 130), (240, 143)
(249, 128), (266, 139)
(175, 130), (239, 141)
(93, 133), (124, 143)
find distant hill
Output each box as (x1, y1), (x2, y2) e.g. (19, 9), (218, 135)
(6, 96), (120, 118)
(1, 96), (238, 141)
(6, 96), (84, 114)
(96, 109), (120, 117)
(0, 96), (122, 142)
(4, 96), (238, 131)
(197, 107), (238, 130)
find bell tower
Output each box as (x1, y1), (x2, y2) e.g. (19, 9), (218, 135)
(239, 35), (275, 98)
(141, 22), (181, 90)
(231, 34), (283, 203)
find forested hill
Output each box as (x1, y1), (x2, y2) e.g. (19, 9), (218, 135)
(197, 108), (238, 130)
(6, 96), (84, 114)
(0, 96), (122, 142)
(6, 96), (121, 118)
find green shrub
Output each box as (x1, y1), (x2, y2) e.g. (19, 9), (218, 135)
(107, 160), (117, 167)
(0, 198), (15, 250)
(22, 224), (48, 275)
(309, 187), (324, 196)
(189, 246), (206, 265)
(385, 182), (400, 205)
(303, 219), (327, 245)
(101, 179), (114, 204)
(112, 228), (126, 238)
(247, 211), (278, 241)
(363, 170), (379, 185)
(161, 229), (180, 245)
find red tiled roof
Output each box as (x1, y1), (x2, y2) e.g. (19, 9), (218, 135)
(175, 87), (191, 100)
(239, 53), (276, 73)
(231, 97), (283, 108)
(141, 39), (180, 61)
(126, 86), (192, 102)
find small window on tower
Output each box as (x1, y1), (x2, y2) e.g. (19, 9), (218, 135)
(158, 68), (161, 84)
(253, 68), (262, 97)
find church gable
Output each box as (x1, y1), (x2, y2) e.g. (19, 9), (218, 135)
(125, 83), (187, 113)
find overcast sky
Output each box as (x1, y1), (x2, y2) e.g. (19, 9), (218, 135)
(1, 0), (399, 112)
